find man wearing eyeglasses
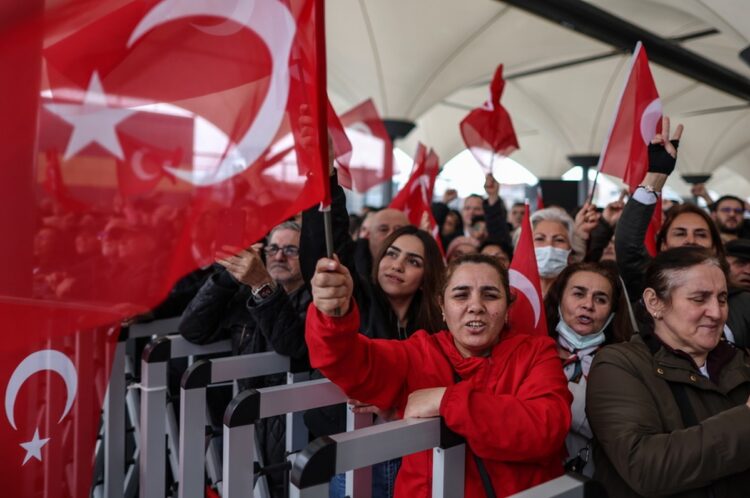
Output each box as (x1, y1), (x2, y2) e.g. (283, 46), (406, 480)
(710, 194), (749, 243)
(179, 220), (309, 497)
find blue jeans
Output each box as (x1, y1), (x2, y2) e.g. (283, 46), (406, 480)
(329, 458), (402, 498)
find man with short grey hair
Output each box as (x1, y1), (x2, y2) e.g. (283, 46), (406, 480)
(179, 220), (310, 497)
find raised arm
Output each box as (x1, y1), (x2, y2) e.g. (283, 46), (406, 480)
(305, 257), (411, 410)
(300, 170), (355, 285)
(616, 116), (683, 300)
(483, 174), (511, 246)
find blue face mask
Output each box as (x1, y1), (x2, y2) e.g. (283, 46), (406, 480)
(535, 246), (570, 278)
(555, 309), (614, 350)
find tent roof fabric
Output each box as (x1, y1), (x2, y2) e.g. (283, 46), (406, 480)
(327, 0), (750, 198)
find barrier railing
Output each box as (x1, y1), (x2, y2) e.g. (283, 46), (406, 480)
(177, 350), (299, 498)
(100, 318), (608, 498)
(97, 317), (182, 498)
(222, 378), (373, 498)
(290, 419), (608, 498)
(507, 473), (607, 498)
(139, 335), (233, 498)
(290, 417), (466, 498)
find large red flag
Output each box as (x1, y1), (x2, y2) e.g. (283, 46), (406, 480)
(460, 64), (519, 174)
(389, 144), (443, 254)
(340, 98), (394, 192)
(0, 1), (328, 496)
(508, 204), (548, 336)
(597, 42), (662, 255)
(326, 99), (354, 188)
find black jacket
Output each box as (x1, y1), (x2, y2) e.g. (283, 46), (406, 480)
(616, 196), (750, 349)
(179, 266), (310, 497)
(615, 196), (653, 302)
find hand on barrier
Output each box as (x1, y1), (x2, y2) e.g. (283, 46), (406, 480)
(403, 387), (447, 419)
(348, 399), (398, 421)
(312, 255), (353, 317)
(648, 115), (683, 175)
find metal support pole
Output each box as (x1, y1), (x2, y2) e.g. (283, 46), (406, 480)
(222, 420), (256, 498)
(139, 344), (168, 498)
(178, 376), (209, 498)
(104, 340), (126, 498)
(345, 409), (372, 498)
(286, 371), (311, 453)
(431, 445), (465, 498)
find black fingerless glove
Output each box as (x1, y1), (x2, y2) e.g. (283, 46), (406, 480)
(647, 140), (679, 175)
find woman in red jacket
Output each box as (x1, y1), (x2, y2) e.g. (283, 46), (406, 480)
(306, 253), (572, 497)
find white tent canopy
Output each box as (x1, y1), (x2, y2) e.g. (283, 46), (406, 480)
(326, 0), (750, 200)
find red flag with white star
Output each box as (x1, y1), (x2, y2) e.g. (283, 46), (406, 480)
(389, 144), (444, 254)
(340, 98), (394, 192)
(507, 204), (548, 336)
(0, 0), (328, 495)
(596, 42), (662, 255)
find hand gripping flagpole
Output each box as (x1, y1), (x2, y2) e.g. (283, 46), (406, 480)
(314, 0), (340, 315)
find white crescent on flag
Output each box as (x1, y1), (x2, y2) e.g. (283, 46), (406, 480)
(640, 98), (662, 145)
(508, 269), (541, 328)
(127, 0), (297, 186)
(130, 149), (161, 181)
(5, 350), (78, 430)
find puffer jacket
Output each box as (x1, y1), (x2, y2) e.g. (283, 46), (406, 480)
(180, 266), (310, 498)
(586, 332), (750, 498)
(306, 302), (572, 498)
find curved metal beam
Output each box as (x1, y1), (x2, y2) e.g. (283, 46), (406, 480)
(498, 0), (750, 101)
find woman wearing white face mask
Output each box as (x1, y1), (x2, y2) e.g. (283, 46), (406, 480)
(524, 207), (577, 295)
(544, 261), (634, 477)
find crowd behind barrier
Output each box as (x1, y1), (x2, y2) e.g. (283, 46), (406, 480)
(87, 129), (750, 498)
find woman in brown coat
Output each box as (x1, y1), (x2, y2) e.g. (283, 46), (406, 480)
(586, 247), (750, 497)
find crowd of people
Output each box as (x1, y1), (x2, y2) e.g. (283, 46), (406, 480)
(33, 119), (750, 497)
(179, 118), (750, 498)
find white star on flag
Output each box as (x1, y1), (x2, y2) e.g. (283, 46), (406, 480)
(20, 428), (50, 465)
(44, 72), (135, 160)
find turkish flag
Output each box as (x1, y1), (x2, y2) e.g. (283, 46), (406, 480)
(507, 205), (548, 336)
(42, 150), (88, 214)
(0, 301), (119, 498)
(340, 98), (394, 192)
(0, 0), (328, 495)
(460, 64), (519, 174)
(597, 42), (662, 255)
(389, 144), (444, 255)
(326, 99), (354, 188)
